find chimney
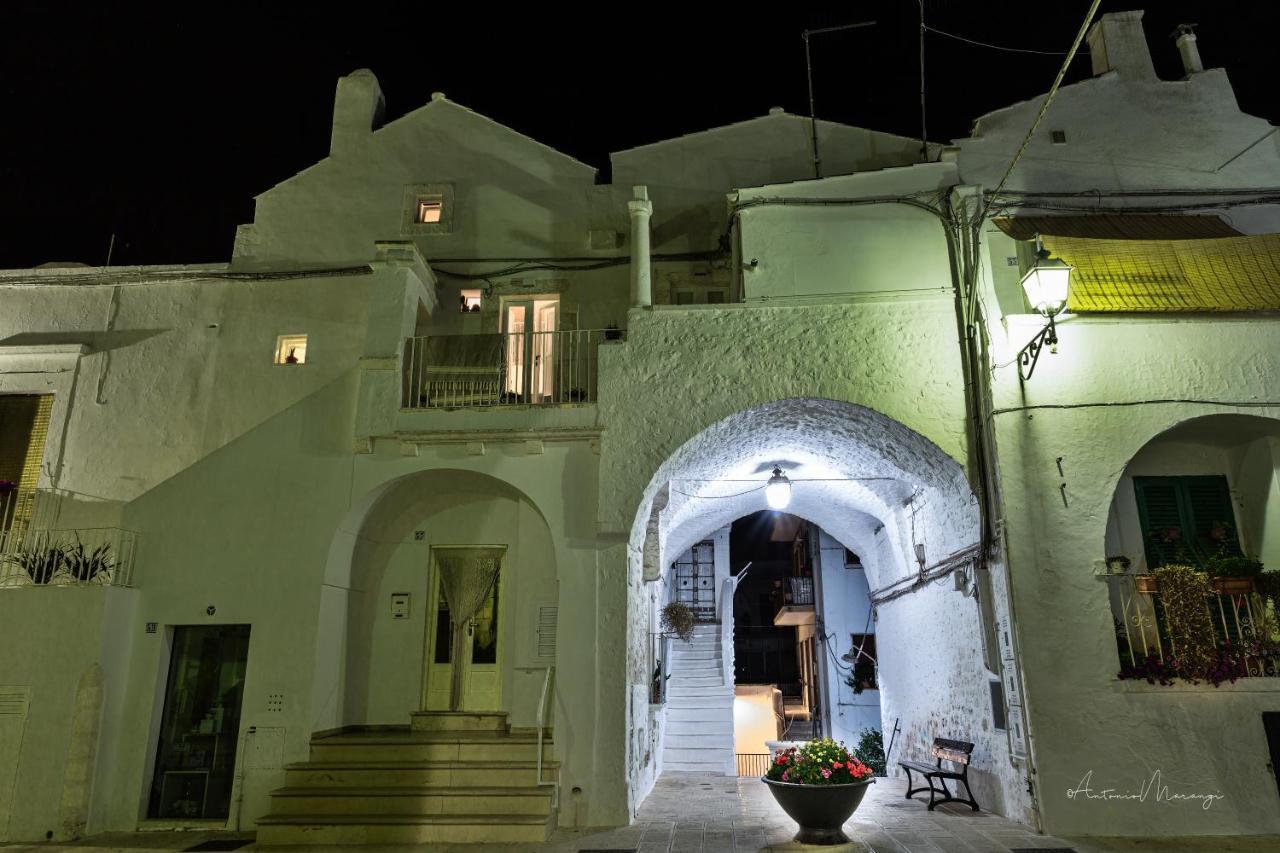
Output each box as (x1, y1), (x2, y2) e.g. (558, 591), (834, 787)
(330, 69), (386, 157)
(1174, 23), (1204, 76)
(1085, 10), (1157, 81)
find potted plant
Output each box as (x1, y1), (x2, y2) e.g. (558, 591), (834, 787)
(6, 542), (66, 585)
(64, 538), (115, 584)
(763, 738), (875, 845)
(659, 601), (696, 642)
(1105, 554), (1131, 574)
(1206, 555), (1263, 595)
(1153, 564), (1217, 680)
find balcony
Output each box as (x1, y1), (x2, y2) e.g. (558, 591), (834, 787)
(773, 577), (815, 627)
(402, 329), (617, 410)
(1105, 572), (1280, 683)
(0, 489), (138, 588)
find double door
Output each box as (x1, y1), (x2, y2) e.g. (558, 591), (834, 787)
(503, 298), (558, 402)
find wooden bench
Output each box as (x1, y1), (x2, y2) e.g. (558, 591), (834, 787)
(899, 737), (980, 811)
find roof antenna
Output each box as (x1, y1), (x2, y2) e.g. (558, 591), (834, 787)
(917, 1), (928, 162)
(802, 20), (877, 180)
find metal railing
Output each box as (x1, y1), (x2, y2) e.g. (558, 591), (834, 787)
(536, 665), (557, 805)
(402, 329), (618, 409)
(1105, 573), (1280, 678)
(1, 489), (139, 589)
(736, 753), (773, 777)
(788, 577), (815, 605)
(720, 577), (737, 686)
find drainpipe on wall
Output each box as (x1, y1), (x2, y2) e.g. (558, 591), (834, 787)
(628, 186), (653, 308)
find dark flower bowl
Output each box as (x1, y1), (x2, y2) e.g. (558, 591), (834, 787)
(762, 776), (874, 845)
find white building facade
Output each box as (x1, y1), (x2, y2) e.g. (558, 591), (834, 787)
(1, 10), (1278, 844)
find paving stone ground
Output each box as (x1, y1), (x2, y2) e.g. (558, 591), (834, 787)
(3, 774), (1278, 853)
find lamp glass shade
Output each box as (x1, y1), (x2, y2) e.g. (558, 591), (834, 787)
(765, 468), (791, 510)
(1020, 255), (1071, 315)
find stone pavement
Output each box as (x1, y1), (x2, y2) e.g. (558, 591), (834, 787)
(4, 773), (1279, 853)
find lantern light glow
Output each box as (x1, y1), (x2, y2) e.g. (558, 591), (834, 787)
(765, 467), (792, 510)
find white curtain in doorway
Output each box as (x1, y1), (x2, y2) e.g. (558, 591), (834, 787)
(434, 547), (504, 710)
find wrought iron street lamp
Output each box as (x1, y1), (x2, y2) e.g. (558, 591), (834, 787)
(765, 467), (792, 510)
(1017, 239), (1072, 381)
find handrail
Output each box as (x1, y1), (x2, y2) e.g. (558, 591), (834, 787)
(719, 578), (736, 686)
(536, 665), (557, 800)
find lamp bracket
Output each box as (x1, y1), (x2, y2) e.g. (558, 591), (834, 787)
(1017, 314), (1058, 382)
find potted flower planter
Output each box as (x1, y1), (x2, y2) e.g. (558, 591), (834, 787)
(762, 776), (874, 845)
(762, 739), (876, 845)
(1134, 575), (1160, 594)
(1210, 576), (1256, 595)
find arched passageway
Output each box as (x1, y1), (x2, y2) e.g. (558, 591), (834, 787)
(627, 398), (1026, 820)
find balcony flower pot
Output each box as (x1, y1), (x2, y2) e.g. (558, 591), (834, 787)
(1210, 576), (1256, 595)
(1134, 575), (1160, 594)
(762, 739), (875, 845)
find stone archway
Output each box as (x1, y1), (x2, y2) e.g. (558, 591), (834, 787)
(624, 398), (1024, 819)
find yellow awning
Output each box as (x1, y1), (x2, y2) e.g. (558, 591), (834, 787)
(1044, 234), (1280, 312)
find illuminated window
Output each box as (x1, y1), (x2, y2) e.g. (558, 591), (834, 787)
(274, 334), (308, 365)
(459, 289), (482, 313)
(415, 196), (444, 224)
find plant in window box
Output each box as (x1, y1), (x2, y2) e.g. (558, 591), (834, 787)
(1205, 555), (1263, 595)
(1257, 570), (1280, 610)
(5, 542), (66, 585)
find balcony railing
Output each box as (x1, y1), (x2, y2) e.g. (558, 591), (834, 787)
(1105, 572), (1280, 679)
(1, 489), (139, 589)
(402, 329), (618, 410)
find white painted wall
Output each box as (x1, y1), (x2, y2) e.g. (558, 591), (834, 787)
(814, 530), (880, 749)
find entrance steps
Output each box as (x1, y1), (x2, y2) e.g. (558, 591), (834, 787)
(662, 625), (734, 775)
(256, 711), (557, 845)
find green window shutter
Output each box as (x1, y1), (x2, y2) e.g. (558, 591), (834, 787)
(1134, 475), (1241, 569)
(1182, 475), (1242, 558)
(1134, 477), (1188, 568)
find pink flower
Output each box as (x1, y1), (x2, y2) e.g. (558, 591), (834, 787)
(831, 762), (842, 770)
(782, 770), (790, 782)
(821, 769), (831, 779)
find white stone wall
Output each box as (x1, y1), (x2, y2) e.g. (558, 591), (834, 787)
(814, 530), (881, 748)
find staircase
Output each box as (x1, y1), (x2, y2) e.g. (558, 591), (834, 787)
(662, 624), (735, 775)
(256, 711), (557, 845)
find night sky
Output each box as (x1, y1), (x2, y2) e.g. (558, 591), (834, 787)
(5, 1), (1279, 269)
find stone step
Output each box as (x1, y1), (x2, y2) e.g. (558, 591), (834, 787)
(662, 761), (733, 774)
(284, 760), (558, 788)
(664, 734), (733, 751)
(665, 719), (733, 735)
(409, 711), (509, 732)
(268, 786), (553, 816)
(667, 686), (733, 698)
(668, 676), (725, 688)
(665, 707), (733, 723)
(667, 697), (733, 710)
(309, 740), (554, 764)
(255, 812), (553, 845)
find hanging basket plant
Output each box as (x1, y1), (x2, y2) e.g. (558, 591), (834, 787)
(1153, 564), (1217, 680)
(660, 601), (697, 642)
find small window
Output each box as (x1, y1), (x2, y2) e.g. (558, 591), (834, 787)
(1050, 129), (1067, 145)
(459, 289), (482, 313)
(990, 679), (1007, 730)
(416, 196), (444, 224)
(707, 290), (727, 304)
(843, 548), (862, 568)
(274, 334), (307, 365)
(675, 291), (695, 305)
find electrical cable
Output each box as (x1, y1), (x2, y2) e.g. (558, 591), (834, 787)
(923, 24), (1079, 56)
(983, 0), (1103, 217)
(669, 484), (766, 500)
(991, 398), (1280, 418)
